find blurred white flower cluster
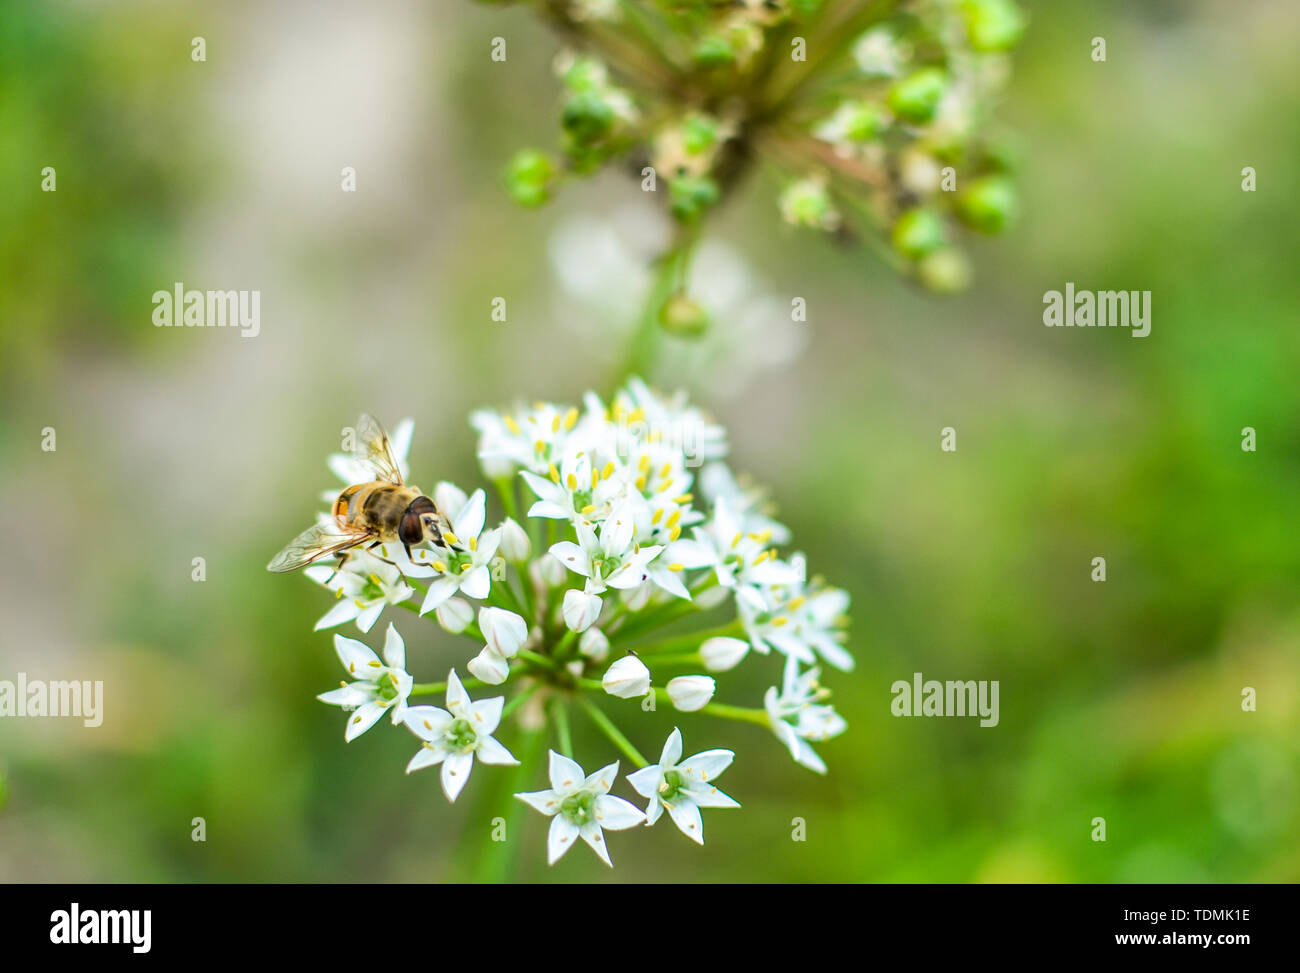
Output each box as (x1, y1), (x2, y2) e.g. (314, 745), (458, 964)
(302, 379), (851, 867)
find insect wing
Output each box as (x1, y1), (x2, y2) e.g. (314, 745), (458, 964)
(354, 413), (405, 485)
(267, 519), (371, 573)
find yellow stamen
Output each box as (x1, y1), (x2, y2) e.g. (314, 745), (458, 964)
(771, 616), (788, 627)
(432, 561), (447, 572)
(666, 509), (682, 528)
(788, 595), (806, 611)
(669, 525), (682, 542)
(581, 504), (596, 515)
(503, 415), (520, 435)
(549, 464), (560, 483)
(635, 475), (647, 491)
(659, 462), (672, 478)
(668, 563), (685, 571)
(567, 472), (578, 490)
(601, 461), (615, 480)
(551, 415), (561, 433)
(469, 536), (477, 552)
(563, 407), (579, 430)
(675, 493), (693, 504)
(730, 532), (743, 549)
(444, 531), (459, 545)
(638, 455), (651, 473)
(651, 508), (664, 525)
(656, 478), (674, 494)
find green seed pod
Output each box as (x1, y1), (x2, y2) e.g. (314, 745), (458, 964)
(693, 35), (735, 68)
(658, 292), (710, 338)
(561, 91), (615, 144)
(961, 0), (1026, 53)
(887, 67), (948, 125)
(892, 207), (947, 259)
(840, 100), (889, 142)
(956, 174), (1018, 234)
(916, 247), (972, 293)
(504, 149), (555, 207)
(669, 175), (720, 222)
(779, 178), (837, 230)
(682, 115), (722, 156)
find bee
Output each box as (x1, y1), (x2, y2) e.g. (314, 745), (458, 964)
(267, 413), (444, 574)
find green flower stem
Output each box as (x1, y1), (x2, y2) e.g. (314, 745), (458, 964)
(501, 682), (542, 719)
(616, 231), (697, 388)
(621, 618), (744, 654)
(493, 475), (520, 523)
(609, 584), (718, 642)
(518, 648), (560, 671)
(488, 576), (528, 618)
(551, 698), (574, 757)
(552, 628), (579, 659)
(580, 698), (649, 768)
(473, 724), (546, 884)
(574, 678), (770, 727)
(635, 651), (702, 668)
(410, 676), (490, 696)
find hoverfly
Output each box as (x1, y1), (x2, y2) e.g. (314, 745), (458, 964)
(267, 414), (444, 574)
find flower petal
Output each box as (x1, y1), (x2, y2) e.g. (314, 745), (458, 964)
(595, 794), (645, 831)
(441, 751), (475, 802)
(547, 814), (581, 865)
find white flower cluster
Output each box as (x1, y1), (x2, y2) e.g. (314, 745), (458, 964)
(299, 379), (851, 867)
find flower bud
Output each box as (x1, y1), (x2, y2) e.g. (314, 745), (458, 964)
(505, 149), (556, 208)
(669, 175), (720, 223)
(478, 607), (528, 657)
(779, 177), (838, 231)
(562, 588), (602, 633)
(579, 626), (610, 663)
(498, 517), (532, 562)
(888, 67), (948, 124)
(602, 656), (651, 699)
(658, 292), (710, 338)
(467, 647), (510, 685)
(891, 207), (946, 259)
(693, 35), (734, 68)
(961, 0), (1026, 53)
(852, 26), (906, 78)
(536, 552), (567, 588)
(435, 597), (474, 634)
(955, 174), (1018, 235)
(562, 91), (615, 144)
(700, 636), (750, 672)
(916, 247), (972, 294)
(666, 675), (716, 712)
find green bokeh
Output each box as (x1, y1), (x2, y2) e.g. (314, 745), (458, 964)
(1, 0), (1297, 883)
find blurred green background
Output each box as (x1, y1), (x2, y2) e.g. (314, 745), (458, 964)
(1, 0), (1298, 883)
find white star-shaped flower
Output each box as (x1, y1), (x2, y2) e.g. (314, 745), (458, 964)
(304, 548), (415, 634)
(627, 728), (739, 844)
(521, 447), (625, 523)
(317, 624), (413, 741)
(548, 503), (662, 595)
(764, 656), (847, 774)
(402, 670), (518, 802)
(417, 486), (502, 614)
(515, 752), (645, 866)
